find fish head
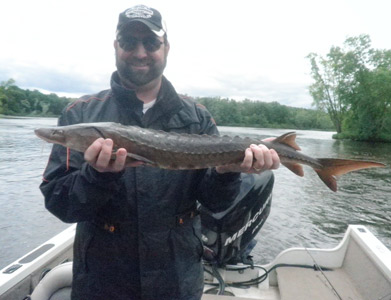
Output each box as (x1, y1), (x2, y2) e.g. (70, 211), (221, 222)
(34, 123), (105, 152)
(34, 127), (67, 144)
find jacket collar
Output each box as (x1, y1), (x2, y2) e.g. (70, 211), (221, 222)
(110, 72), (184, 127)
(110, 71), (143, 112)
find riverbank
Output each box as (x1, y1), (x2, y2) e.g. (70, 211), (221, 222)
(333, 132), (391, 143)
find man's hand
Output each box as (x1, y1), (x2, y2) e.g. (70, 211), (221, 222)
(216, 138), (280, 174)
(84, 138), (144, 173)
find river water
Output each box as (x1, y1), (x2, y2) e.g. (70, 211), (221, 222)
(0, 117), (390, 269)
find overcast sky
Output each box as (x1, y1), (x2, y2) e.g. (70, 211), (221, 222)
(1, 0), (390, 108)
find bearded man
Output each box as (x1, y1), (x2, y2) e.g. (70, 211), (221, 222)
(40, 5), (279, 300)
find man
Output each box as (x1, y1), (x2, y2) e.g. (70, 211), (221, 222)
(40, 5), (279, 300)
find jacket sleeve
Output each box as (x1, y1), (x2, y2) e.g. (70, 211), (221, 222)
(39, 109), (123, 223)
(194, 103), (242, 213)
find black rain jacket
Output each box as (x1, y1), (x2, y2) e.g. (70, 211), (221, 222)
(40, 72), (241, 300)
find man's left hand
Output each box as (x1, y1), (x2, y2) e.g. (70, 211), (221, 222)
(216, 138), (280, 174)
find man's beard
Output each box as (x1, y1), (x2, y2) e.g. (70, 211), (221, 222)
(116, 55), (167, 87)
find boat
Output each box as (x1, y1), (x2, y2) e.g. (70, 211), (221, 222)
(1, 172), (390, 300)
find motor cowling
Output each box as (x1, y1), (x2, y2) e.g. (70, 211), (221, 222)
(200, 171), (274, 266)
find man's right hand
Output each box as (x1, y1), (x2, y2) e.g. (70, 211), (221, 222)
(84, 138), (143, 173)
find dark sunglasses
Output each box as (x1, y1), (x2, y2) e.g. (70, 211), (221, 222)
(118, 36), (164, 52)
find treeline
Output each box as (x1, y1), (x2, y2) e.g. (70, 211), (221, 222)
(196, 97), (334, 130)
(0, 79), (74, 117)
(1, 78), (333, 131)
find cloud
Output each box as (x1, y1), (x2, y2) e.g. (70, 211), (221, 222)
(2, 0), (391, 109)
(0, 58), (110, 97)
(0, 57), (314, 108)
(168, 70), (314, 108)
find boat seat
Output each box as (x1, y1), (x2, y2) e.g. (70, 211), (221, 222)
(277, 267), (364, 300)
(30, 262), (72, 300)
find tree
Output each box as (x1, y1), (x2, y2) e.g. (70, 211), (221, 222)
(307, 34), (391, 141)
(0, 79), (17, 114)
(344, 67), (391, 140)
(1, 78), (16, 89)
(0, 79), (74, 117)
(197, 97), (333, 130)
(306, 42), (359, 133)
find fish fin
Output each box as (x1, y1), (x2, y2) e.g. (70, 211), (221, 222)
(282, 162), (304, 177)
(317, 159), (385, 175)
(274, 132), (301, 151)
(110, 152), (155, 165)
(127, 153), (155, 165)
(314, 169), (337, 192)
(315, 159), (385, 192)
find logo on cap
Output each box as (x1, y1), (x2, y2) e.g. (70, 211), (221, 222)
(125, 5), (154, 19)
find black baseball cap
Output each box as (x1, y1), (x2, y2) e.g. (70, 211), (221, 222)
(117, 5), (167, 37)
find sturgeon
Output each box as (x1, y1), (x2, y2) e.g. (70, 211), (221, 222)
(35, 122), (385, 192)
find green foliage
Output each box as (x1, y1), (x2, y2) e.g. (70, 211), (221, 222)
(197, 97), (333, 130)
(341, 67), (391, 141)
(307, 34), (391, 142)
(0, 79), (74, 117)
(1, 79), (334, 132)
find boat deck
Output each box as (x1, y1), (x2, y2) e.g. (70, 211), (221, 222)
(277, 267), (363, 300)
(203, 226), (391, 300)
(1, 225), (390, 300)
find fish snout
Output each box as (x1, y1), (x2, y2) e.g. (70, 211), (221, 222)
(34, 128), (66, 144)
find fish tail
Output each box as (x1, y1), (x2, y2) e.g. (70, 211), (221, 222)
(314, 159), (385, 192)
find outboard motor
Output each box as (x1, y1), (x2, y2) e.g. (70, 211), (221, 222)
(200, 171), (274, 266)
